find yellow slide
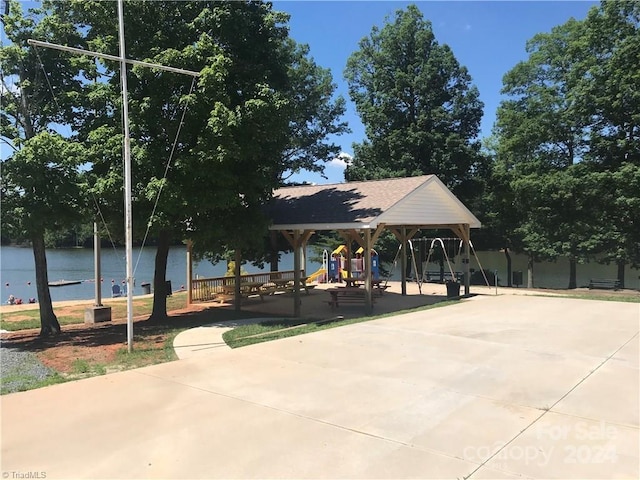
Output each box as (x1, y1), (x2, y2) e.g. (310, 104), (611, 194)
(306, 268), (327, 284)
(332, 245), (347, 256)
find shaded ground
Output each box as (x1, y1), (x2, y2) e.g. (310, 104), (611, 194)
(1, 302), (258, 375)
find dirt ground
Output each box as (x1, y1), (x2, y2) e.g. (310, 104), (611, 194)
(1, 301), (233, 374)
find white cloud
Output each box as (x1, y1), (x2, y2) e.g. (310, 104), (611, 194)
(329, 152), (353, 169)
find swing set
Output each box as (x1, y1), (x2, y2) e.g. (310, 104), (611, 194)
(387, 237), (491, 294)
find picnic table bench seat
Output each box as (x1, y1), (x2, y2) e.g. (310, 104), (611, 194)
(588, 278), (622, 290)
(327, 287), (376, 308)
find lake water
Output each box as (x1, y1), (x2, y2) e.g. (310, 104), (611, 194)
(1, 245), (638, 303)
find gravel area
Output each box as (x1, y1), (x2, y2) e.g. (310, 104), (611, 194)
(1, 345), (56, 394)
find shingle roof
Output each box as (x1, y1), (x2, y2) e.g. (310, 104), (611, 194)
(267, 175), (481, 230)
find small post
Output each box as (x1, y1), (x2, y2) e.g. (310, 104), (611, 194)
(94, 221), (102, 307)
(186, 240), (193, 305)
(85, 222), (112, 324)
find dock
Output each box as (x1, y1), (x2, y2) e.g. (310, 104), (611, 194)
(48, 280), (82, 287)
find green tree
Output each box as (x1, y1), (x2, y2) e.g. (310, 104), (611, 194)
(62, 0), (347, 319)
(1, 133), (86, 335)
(1, 1), (89, 335)
(579, 1), (640, 284)
(492, 1), (640, 288)
(493, 18), (593, 288)
(343, 4), (485, 203)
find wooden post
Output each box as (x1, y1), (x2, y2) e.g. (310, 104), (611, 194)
(364, 228), (373, 314)
(401, 227), (407, 296)
(463, 224), (471, 296)
(293, 230), (301, 317)
(234, 249), (241, 312)
(186, 240), (193, 305)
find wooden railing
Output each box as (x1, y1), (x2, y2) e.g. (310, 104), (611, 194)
(191, 270), (303, 302)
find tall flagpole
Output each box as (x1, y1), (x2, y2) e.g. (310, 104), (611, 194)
(27, 5), (199, 354)
(117, 0), (134, 352)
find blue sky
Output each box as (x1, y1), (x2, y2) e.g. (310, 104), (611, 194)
(274, 1), (599, 185)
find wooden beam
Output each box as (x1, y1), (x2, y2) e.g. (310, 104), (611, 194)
(301, 230), (315, 245)
(371, 224), (386, 245)
(401, 227), (407, 296)
(348, 229), (365, 249)
(364, 228), (373, 315)
(293, 230), (301, 317)
(280, 230), (294, 248)
(234, 248), (241, 312)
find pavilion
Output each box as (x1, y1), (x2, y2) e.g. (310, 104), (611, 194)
(265, 175), (481, 316)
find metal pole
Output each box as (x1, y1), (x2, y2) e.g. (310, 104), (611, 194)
(118, 0), (134, 353)
(27, 39), (200, 77)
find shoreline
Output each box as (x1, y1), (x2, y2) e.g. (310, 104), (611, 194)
(0, 292), (160, 315)
(1, 283), (637, 316)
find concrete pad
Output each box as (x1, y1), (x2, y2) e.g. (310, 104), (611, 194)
(2, 295), (639, 479)
(481, 412), (639, 479)
(553, 360), (639, 427)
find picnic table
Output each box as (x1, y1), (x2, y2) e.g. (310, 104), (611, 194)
(219, 282), (265, 302)
(327, 287), (376, 308)
(342, 277), (387, 296)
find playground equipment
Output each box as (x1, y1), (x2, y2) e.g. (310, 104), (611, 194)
(328, 245), (347, 282)
(412, 237), (491, 287)
(306, 249), (329, 283)
(355, 247), (380, 279)
(327, 245), (381, 282)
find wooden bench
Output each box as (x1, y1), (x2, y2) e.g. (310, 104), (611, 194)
(588, 279), (622, 290)
(216, 282), (266, 303)
(327, 287), (376, 308)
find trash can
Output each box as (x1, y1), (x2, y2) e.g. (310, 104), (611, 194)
(512, 271), (523, 287)
(165, 280), (172, 296)
(446, 280), (460, 298)
(141, 282), (151, 295)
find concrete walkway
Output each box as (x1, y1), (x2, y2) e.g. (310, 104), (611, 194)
(1, 295), (638, 479)
(172, 317), (272, 359)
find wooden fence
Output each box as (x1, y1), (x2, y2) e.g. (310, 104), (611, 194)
(191, 270), (303, 302)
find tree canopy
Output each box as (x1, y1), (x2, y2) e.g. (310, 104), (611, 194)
(2, 0), (348, 329)
(490, 0), (640, 287)
(343, 4), (485, 204)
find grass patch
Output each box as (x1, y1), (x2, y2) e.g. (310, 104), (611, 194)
(223, 299), (461, 349)
(532, 292), (640, 303)
(0, 371), (68, 395)
(0, 292), (189, 331)
(112, 329), (181, 370)
(566, 293), (639, 303)
(70, 358), (106, 376)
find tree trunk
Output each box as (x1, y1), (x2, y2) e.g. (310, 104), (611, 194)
(32, 233), (60, 336)
(568, 256), (577, 289)
(504, 247), (512, 287)
(527, 254), (534, 289)
(617, 260), (626, 289)
(149, 229), (170, 322)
